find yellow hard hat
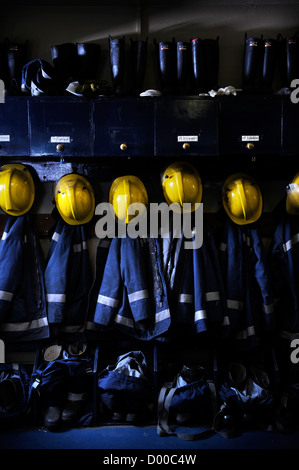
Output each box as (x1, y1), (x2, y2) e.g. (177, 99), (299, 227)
(222, 173), (262, 225)
(0, 164), (35, 216)
(286, 173), (299, 215)
(161, 162), (202, 212)
(55, 174), (95, 225)
(109, 175), (148, 224)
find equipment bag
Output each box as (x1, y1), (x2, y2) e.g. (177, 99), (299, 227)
(98, 351), (152, 421)
(157, 364), (218, 440)
(213, 362), (275, 437)
(0, 363), (31, 424)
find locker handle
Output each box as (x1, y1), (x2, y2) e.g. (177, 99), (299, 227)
(120, 143), (127, 151)
(56, 144), (65, 152)
(182, 142), (190, 150)
(246, 142), (254, 150)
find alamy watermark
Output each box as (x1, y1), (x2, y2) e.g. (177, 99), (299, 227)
(0, 80), (4, 104)
(95, 202), (203, 249)
(0, 339), (4, 363)
(290, 79), (299, 104)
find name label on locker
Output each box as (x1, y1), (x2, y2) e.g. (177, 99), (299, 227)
(242, 135), (259, 141)
(50, 136), (71, 143)
(177, 135), (199, 142)
(0, 135), (10, 142)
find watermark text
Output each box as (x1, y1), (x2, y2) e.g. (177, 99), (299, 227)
(95, 202), (203, 249)
(290, 79), (299, 104)
(0, 339), (4, 363)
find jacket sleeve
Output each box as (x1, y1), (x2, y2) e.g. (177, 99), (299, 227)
(251, 227), (275, 332)
(0, 216), (25, 322)
(93, 237), (122, 326)
(44, 220), (72, 324)
(120, 237), (151, 323)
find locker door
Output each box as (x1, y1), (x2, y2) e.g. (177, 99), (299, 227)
(282, 97), (299, 155)
(155, 98), (218, 156)
(29, 97), (92, 157)
(94, 98), (154, 156)
(219, 95), (282, 156)
(0, 97), (29, 156)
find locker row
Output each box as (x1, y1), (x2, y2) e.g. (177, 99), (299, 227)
(0, 94), (298, 158)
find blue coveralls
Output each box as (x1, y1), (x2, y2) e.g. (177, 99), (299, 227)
(44, 218), (92, 338)
(0, 215), (49, 342)
(220, 220), (275, 350)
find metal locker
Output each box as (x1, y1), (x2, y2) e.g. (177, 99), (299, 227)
(29, 97), (92, 157)
(155, 98), (218, 156)
(0, 97), (29, 156)
(93, 98), (154, 157)
(219, 95), (282, 156)
(282, 97), (299, 155)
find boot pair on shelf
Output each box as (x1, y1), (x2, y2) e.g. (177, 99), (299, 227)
(155, 37), (219, 95)
(242, 32), (299, 94)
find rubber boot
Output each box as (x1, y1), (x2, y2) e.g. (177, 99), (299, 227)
(276, 33), (288, 89)
(242, 35), (263, 93)
(130, 38), (147, 95)
(177, 41), (190, 95)
(203, 37), (219, 91)
(261, 38), (277, 93)
(76, 43), (101, 83)
(190, 37), (205, 94)
(286, 33), (299, 87)
(6, 40), (28, 95)
(157, 39), (176, 95)
(109, 35), (125, 96)
(51, 42), (77, 90)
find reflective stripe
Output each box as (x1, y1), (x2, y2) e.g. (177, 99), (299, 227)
(52, 232), (60, 242)
(195, 309), (207, 322)
(222, 315), (230, 326)
(263, 303), (274, 314)
(97, 294), (119, 308)
(179, 293), (193, 303)
(60, 324), (84, 333)
(46, 293), (66, 303)
(206, 291), (220, 302)
(73, 241), (88, 252)
(0, 290), (14, 302)
(280, 330), (299, 340)
(68, 392), (86, 401)
(220, 242), (227, 252)
(227, 299), (243, 310)
(128, 289), (148, 303)
(114, 314), (134, 328)
(283, 232), (299, 252)
(0, 317), (48, 332)
(242, 233), (251, 246)
(84, 321), (100, 330)
(235, 325), (255, 340)
(115, 308), (171, 329)
(1, 232), (8, 241)
(155, 308), (171, 323)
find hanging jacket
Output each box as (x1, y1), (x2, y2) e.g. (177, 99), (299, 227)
(270, 212), (299, 338)
(160, 219), (229, 339)
(0, 215), (49, 342)
(220, 219), (275, 350)
(44, 218), (92, 337)
(84, 238), (112, 338)
(92, 236), (171, 341)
